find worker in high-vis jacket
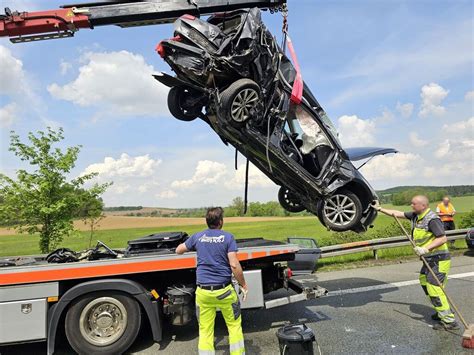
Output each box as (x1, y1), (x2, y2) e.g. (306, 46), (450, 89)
(436, 196), (456, 231)
(176, 207), (247, 355)
(373, 195), (459, 330)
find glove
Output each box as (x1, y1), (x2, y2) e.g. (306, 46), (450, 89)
(239, 284), (248, 302)
(413, 246), (429, 256)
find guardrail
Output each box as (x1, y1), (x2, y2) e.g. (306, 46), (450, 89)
(319, 228), (469, 259)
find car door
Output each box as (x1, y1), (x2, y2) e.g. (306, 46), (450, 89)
(286, 237), (321, 275)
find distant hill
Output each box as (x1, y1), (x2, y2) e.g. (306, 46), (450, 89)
(377, 185), (474, 205)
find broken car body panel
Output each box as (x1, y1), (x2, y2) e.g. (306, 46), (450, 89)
(156, 8), (397, 232)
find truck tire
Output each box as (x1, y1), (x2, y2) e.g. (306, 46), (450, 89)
(167, 86), (202, 121)
(219, 78), (260, 126)
(321, 190), (362, 232)
(65, 291), (141, 355)
(278, 186), (306, 213)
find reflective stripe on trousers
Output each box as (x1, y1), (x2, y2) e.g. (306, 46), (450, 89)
(196, 284), (245, 355)
(419, 259), (455, 323)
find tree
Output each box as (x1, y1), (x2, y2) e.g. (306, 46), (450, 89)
(0, 128), (110, 253)
(79, 195), (106, 248)
(229, 197), (245, 216)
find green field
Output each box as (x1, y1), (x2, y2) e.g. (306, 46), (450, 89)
(1, 196), (472, 258)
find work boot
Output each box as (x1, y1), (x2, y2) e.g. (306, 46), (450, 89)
(431, 313), (441, 321)
(433, 321), (460, 331)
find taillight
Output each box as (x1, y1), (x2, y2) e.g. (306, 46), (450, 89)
(156, 42), (165, 58)
(285, 267), (293, 279)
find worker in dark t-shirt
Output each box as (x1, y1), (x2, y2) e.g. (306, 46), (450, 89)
(176, 207), (247, 355)
(373, 195), (459, 331)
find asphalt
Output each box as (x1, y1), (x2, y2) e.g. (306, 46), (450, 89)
(2, 253), (473, 355)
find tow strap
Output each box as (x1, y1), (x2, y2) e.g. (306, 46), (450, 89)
(281, 5), (303, 104)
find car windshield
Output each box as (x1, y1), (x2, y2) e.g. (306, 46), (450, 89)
(318, 111), (341, 145)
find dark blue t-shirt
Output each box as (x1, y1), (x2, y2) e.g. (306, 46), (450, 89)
(185, 228), (238, 285)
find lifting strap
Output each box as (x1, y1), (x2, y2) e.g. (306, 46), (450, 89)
(281, 5), (303, 105)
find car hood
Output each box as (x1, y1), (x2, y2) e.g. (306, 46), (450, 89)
(344, 147), (398, 161)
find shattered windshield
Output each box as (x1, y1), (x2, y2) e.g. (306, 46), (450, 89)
(318, 111), (341, 145)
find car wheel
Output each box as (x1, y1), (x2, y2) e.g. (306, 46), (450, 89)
(65, 292), (141, 355)
(316, 199), (326, 227)
(220, 78), (260, 125)
(278, 187), (306, 213)
(321, 190), (363, 232)
(167, 86), (202, 121)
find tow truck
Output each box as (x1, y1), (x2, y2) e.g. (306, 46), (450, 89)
(0, 1), (328, 354)
(0, 234), (325, 354)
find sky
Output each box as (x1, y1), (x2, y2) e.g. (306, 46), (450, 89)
(0, 0), (473, 208)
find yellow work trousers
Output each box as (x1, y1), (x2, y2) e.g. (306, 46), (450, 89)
(419, 258), (455, 323)
(195, 284), (245, 355)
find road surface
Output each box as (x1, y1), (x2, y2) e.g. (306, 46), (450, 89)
(2, 253), (473, 354)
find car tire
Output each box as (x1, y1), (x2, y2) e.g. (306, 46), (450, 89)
(65, 292), (141, 355)
(278, 187), (306, 213)
(219, 78), (261, 126)
(167, 86), (202, 121)
(321, 190), (363, 232)
(316, 199), (326, 227)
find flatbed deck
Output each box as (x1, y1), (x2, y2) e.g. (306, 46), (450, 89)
(0, 241), (299, 286)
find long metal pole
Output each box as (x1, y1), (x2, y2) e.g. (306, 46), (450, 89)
(393, 215), (469, 329)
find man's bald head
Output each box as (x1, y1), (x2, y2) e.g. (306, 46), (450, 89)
(411, 195), (429, 214)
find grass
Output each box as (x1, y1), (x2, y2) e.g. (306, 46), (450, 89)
(0, 209), (471, 258)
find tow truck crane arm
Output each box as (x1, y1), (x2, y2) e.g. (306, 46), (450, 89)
(0, 0), (286, 43)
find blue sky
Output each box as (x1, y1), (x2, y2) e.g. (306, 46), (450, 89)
(1, 0), (473, 207)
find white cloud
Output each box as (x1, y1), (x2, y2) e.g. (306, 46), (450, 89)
(442, 117), (474, 135)
(337, 115), (376, 147)
(396, 102), (414, 118)
(465, 90), (474, 101)
(374, 108), (394, 124)
(360, 153), (420, 181)
(225, 163), (274, 190)
(419, 83), (449, 117)
(157, 190), (177, 199)
(60, 60), (72, 75)
(82, 153), (161, 178)
(409, 132), (428, 147)
(0, 103), (18, 127)
(434, 139), (451, 158)
(171, 160), (227, 189)
(48, 50), (169, 116)
(0, 46), (27, 96)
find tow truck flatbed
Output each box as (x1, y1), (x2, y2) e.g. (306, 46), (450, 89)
(0, 235), (325, 354)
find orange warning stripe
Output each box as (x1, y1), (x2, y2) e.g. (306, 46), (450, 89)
(0, 248), (297, 286)
(0, 257), (197, 286)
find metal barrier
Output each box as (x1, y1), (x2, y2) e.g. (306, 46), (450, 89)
(319, 229), (469, 259)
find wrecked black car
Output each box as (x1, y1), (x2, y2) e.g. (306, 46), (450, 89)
(154, 8), (397, 232)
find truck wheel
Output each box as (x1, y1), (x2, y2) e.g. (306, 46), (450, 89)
(321, 190), (362, 232)
(65, 292), (141, 355)
(168, 86), (202, 121)
(278, 187), (306, 213)
(220, 78), (260, 126)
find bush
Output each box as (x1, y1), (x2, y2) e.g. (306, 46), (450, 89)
(459, 210), (474, 229)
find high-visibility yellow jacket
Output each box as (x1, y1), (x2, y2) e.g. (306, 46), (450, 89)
(412, 209), (449, 258)
(436, 203), (455, 222)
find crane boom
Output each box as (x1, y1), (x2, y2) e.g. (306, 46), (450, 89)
(0, 0), (286, 43)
